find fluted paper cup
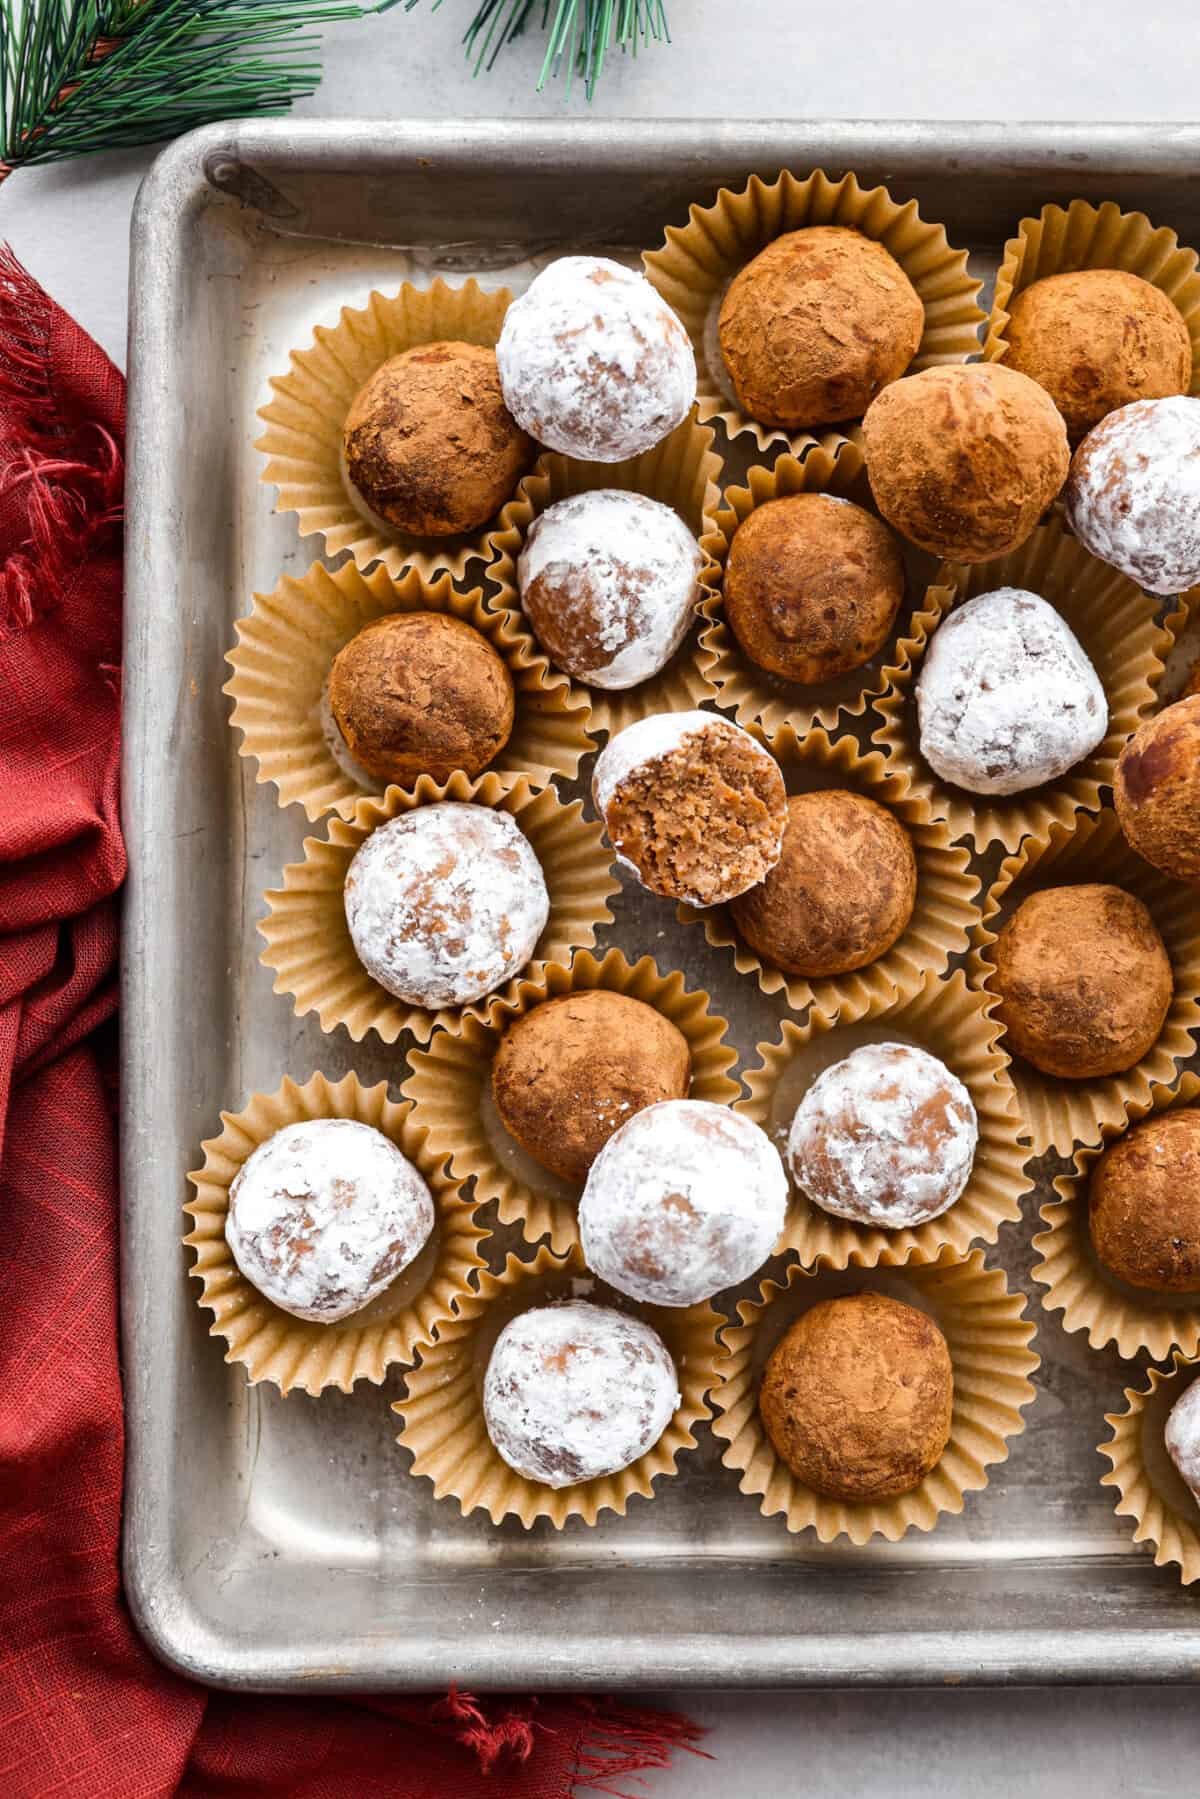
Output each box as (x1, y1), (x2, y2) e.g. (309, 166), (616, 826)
(184, 1071), (486, 1396)
(1100, 1352), (1200, 1585)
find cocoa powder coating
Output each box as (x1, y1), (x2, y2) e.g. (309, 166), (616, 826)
(342, 341), (531, 537)
(492, 990), (692, 1184)
(992, 883), (1173, 1079)
(718, 227), (924, 429)
(759, 1291), (954, 1502)
(862, 363), (1070, 562)
(1003, 269), (1192, 447)
(329, 612), (515, 785)
(724, 494), (906, 684)
(1114, 695), (1200, 885)
(1089, 1108), (1200, 1292)
(729, 789), (916, 976)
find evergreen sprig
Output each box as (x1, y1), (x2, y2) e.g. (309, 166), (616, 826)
(448, 0), (670, 97)
(0, 0), (398, 177)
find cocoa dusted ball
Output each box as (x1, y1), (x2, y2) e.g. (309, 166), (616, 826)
(992, 883), (1173, 1079)
(1090, 1108), (1200, 1292)
(729, 790), (916, 977)
(718, 227), (924, 430)
(1003, 269), (1192, 447)
(1115, 696), (1200, 884)
(759, 1292), (954, 1501)
(342, 341), (531, 537)
(329, 613), (515, 785)
(723, 494), (905, 684)
(492, 990), (692, 1184)
(862, 363), (1070, 562)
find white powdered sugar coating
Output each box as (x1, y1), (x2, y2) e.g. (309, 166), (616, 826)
(787, 1043), (978, 1230)
(344, 802), (549, 1007)
(483, 1300), (680, 1488)
(518, 489), (702, 690)
(1165, 1378), (1200, 1511)
(496, 256), (696, 462)
(225, 1119), (435, 1323)
(916, 588), (1107, 796)
(1066, 396), (1200, 595)
(579, 1099), (788, 1307)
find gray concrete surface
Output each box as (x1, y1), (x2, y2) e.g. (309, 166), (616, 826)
(5, 2), (1198, 1789)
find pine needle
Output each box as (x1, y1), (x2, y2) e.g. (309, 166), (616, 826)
(421, 0), (669, 99)
(0, 0), (400, 177)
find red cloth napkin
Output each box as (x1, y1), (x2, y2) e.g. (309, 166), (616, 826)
(0, 247), (704, 1799)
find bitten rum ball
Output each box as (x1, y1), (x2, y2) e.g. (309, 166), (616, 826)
(862, 363), (1070, 562)
(491, 990), (692, 1184)
(718, 227), (924, 430)
(728, 790), (916, 977)
(1115, 695), (1200, 884)
(992, 883), (1172, 1079)
(328, 612), (514, 785)
(342, 341), (531, 537)
(1089, 1108), (1200, 1292)
(723, 494), (905, 684)
(1003, 269), (1192, 447)
(758, 1291), (954, 1501)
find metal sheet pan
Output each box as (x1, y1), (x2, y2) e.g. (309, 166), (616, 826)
(122, 119), (1200, 1691)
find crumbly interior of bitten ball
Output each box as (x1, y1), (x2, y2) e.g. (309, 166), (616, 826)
(604, 727), (785, 907)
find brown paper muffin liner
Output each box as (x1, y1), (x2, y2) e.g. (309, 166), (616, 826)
(1099, 1353), (1200, 1585)
(184, 1071), (487, 1396)
(225, 559), (594, 821)
(872, 519), (1182, 854)
(984, 199), (1200, 396)
(255, 278), (522, 582)
(400, 948), (740, 1256)
(1032, 1072), (1200, 1361)
(258, 771), (619, 1046)
(738, 968), (1028, 1270)
(971, 809), (1200, 1156)
(392, 1242), (723, 1528)
(710, 1247), (1038, 1543)
(681, 720), (979, 1024)
(697, 443), (953, 737)
(482, 415), (723, 738)
(642, 168), (985, 460)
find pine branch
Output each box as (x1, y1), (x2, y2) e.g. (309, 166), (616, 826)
(0, 0), (399, 178)
(418, 0), (669, 99)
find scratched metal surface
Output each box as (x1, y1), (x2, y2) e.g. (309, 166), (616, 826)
(122, 120), (1200, 1691)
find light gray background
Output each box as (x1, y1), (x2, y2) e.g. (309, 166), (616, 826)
(7, 4), (1198, 1791)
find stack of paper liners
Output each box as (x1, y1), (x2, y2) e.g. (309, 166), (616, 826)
(392, 1243), (723, 1528)
(258, 770), (620, 1046)
(984, 198), (1200, 390)
(679, 719), (980, 1026)
(1100, 1352), (1200, 1586)
(185, 1072), (487, 1396)
(256, 277), (519, 582)
(225, 561), (594, 821)
(483, 415), (723, 738)
(696, 443), (949, 738)
(1033, 1071), (1200, 1361)
(710, 1247), (1038, 1543)
(642, 167), (985, 459)
(736, 968), (1028, 1270)
(971, 809), (1200, 1156)
(872, 518), (1186, 853)
(400, 947), (740, 1255)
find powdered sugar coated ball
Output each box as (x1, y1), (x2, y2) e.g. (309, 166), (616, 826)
(787, 1043), (978, 1230)
(916, 588), (1107, 796)
(483, 1300), (680, 1488)
(1165, 1378), (1200, 1510)
(518, 489), (702, 690)
(497, 257), (696, 461)
(344, 802), (549, 1008)
(226, 1119), (435, 1322)
(1066, 396), (1200, 595)
(579, 1099), (788, 1307)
